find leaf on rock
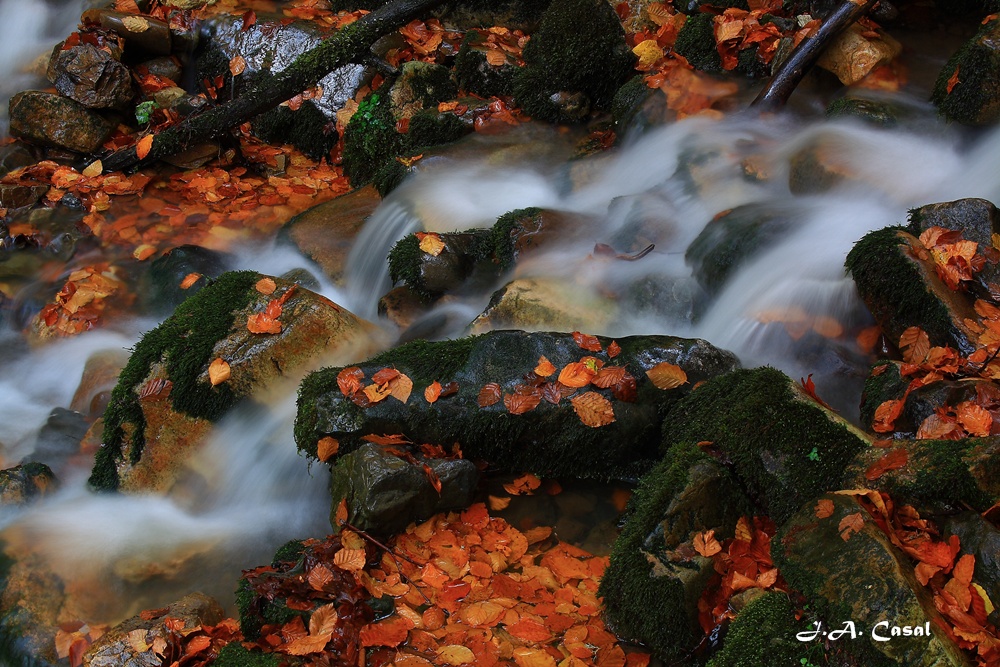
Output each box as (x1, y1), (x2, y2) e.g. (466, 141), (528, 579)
(337, 367), (364, 397)
(815, 498), (835, 519)
(363, 383), (393, 404)
(646, 362), (687, 389)
(372, 367), (401, 385)
(839, 512), (865, 541)
(334, 498), (348, 526)
(417, 232), (446, 256)
(505, 390), (541, 415)
(247, 313), (281, 334)
(255, 277), (277, 295)
(229, 54), (246, 76)
(570, 392), (615, 427)
(607, 340), (621, 358)
(534, 356), (556, 377)
(425, 380), (442, 403)
(872, 398), (904, 433)
(693, 529), (722, 557)
(122, 15), (149, 32)
(333, 547), (367, 571)
(558, 362), (595, 388)
(317, 436), (339, 462)
(572, 331), (602, 352)
(389, 373), (413, 403)
(478, 382), (502, 407)
(208, 357), (230, 386)
(865, 447), (908, 481)
(136, 134), (154, 160)
(179, 272), (201, 289)
(899, 326), (930, 364)
(362, 433), (411, 445)
(592, 366), (626, 389)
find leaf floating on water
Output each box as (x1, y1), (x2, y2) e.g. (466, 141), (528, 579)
(646, 362), (687, 389)
(488, 494), (511, 510)
(208, 357), (230, 386)
(570, 391), (615, 427)
(504, 472), (541, 495)
(417, 232), (446, 256)
(317, 436), (339, 462)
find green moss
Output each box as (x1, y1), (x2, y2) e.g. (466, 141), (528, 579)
(271, 539), (307, 567)
(342, 87), (403, 188)
(931, 17), (1000, 125)
(513, 0), (636, 122)
(89, 271), (259, 492)
(827, 97), (899, 127)
(455, 31), (518, 97)
(675, 13), (722, 73)
(387, 227), (494, 300)
(706, 593), (809, 667)
(735, 44), (770, 78)
(214, 643), (281, 667)
(872, 438), (995, 512)
(491, 207), (543, 271)
(845, 226), (957, 348)
(859, 362), (906, 429)
(396, 63), (457, 108)
(598, 442), (711, 661)
(406, 109), (470, 149)
(387, 235), (429, 299)
(611, 75), (647, 127)
(235, 577), (305, 641)
(661, 367), (867, 524)
(373, 158), (409, 198)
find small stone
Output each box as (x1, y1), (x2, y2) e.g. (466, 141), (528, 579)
(817, 23), (901, 85)
(50, 44), (134, 110)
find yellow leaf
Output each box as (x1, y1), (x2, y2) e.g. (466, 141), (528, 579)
(436, 646), (475, 665)
(632, 39), (663, 68)
(389, 373), (413, 403)
(974, 583), (995, 615)
(208, 358), (230, 386)
(333, 547), (367, 571)
(418, 233), (446, 256)
(229, 54), (246, 76)
(82, 160), (103, 178)
(570, 391), (615, 428)
(317, 436), (339, 462)
(132, 244), (156, 261)
(122, 15), (150, 32)
(646, 362), (687, 389)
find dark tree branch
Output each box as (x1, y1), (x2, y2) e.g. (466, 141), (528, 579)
(750, 0), (880, 112)
(95, 0), (446, 173)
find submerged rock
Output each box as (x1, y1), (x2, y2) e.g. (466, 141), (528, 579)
(70, 349), (129, 419)
(8, 91), (115, 153)
(143, 244), (229, 314)
(295, 330), (740, 480)
(469, 277), (619, 333)
(90, 271), (376, 494)
(0, 462), (56, 505)
(23, 408), (88, 477)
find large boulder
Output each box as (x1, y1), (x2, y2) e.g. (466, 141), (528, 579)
(8, 91), (115, 153)
(909, 198), (1000, 248)
(89, 271), (376, 493)
(295, 330), (740, 480)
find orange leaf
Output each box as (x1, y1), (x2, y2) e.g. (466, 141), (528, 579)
(460, 601), (504, 627)
(363, 383), (393, 404)
(505, 391), (541, 415)
(372, 367), (401, 385)
(946, 66), (960, 94)
(334, 498), (348, 526)
(534, 356), (556, 377)
(208, 357), (230, 386)
(307, 563), (334, 590)
(179, 272), (201, 289)
(478, 382), (502, 407)
(592, 366), (627, 389)
(256, 277), (277, 295)
(337, 367), (364, 397)
(572, 331), (603, 352)
(388, 373), (413, 403)
(360, 615), (414, 648)
(317, 436), (339, 462)
(507, 618), (552, 643)
(815, 498), (835, 519)
(693, 529), (722, 557)
(229, 54), (246, 76)
(503, 472), (541, 495)
(955, 401), (992, 437)
(899, 326), (930, 364)
(570, 391), (615, 427)
(436, 645), (475, 665)
(953, 553), (975, 586)
(558, 362), (596, 388)
(333, 547), (367, 571)
(136, 134), (154, 160)
(361, 433), (411, 445)
(838, 512), (864, 541)
(646, 362), (687, 389)
(418, 232), (446, 256)
(425, 381), (442, 403)
(865, 447), (908, 481)
(607, 340), (621, 358)
(488, 494), (511, 510)
(872, 399), (904, 433)
(82, 160), (102, 178)
(247, 313), (281, 334)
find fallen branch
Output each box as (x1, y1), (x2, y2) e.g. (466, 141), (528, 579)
(750, 0), (879, 112)
(95, 0), (446, 173)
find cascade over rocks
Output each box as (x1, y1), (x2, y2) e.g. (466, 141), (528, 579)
(295, 330), (740, 480)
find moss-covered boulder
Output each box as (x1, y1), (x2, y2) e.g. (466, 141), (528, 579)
(859, 360), (909, 430)
(674, 13), (722, 73)
(142, 244), (229, 314)
(908, 198), (1000, 248)
(599, 441), (750, 661)
(932, 16), (1000, 125)
(455, 30), (519, 98)
(774, 493), (969, 666)
(468, 277), (620, 333)
(278, 186), (381, 285)
(296, 331), (740, 480)
(706, 592), (813, 667)
(84, 593), (223, 667)
(512, 0), (635, 123)
(329, 443), (478, 536)
(660, 367), (869, 524)
(827, 96), (901, 127)
(685, 203), (795, 296)
(843, 437), (1000, 513)
(389, 61), (457, 118)
(846, 227), (979, 355)
(90, 271), (376, 493)
(0, 464), (56, 506)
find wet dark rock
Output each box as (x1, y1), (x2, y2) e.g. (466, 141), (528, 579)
(9, 91), (116, 154)
(941, 512), (1000, 624)
(706, 592), (812, 667)
(455, 31), (518, 98)
(295, 330), (740, 480)
(846, 227), (979, 355)
(329, 443), (478, 536)
(279, 185), (381, 285)
(143, 244), (229, 314)
(827, 96), (901, 127)
(661, 367), (869, 524)
(84, 593), (224, 667)
(599, 442), (750, 661)
(138, 56), (183, 82)
(377, 285), (427, 330)
(625, 274), (706, 324)
(932, 16), (1000, 125)
(0, 184), (49, 210)
(0, 548), (64, 666)
(908, 198), (1000, 248)
(0, 462), (56, 505)
(788, 138), (852, 194)
(843, 437), (1000, 514)
(90, 271), (376, 493)
(279, 268), (321, 292)
(775, 493), (970, 666)
(90, 10), (173, 56)
(686, 203), (795, 296)
(23, 408), (88, 476)
(0, 144), (43, 178)
(469, 278), (619, 333)
(49, 44), (134, 110)
(70, 349), (129, 419)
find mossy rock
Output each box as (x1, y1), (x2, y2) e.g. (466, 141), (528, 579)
(827, 96), (900, 127)
(455, 31), (519, 98)
(674, 13), (721, 73)
(845, 227), (979, 355)
(252, 98), (339, 162)
(390, 61), (457, 117)
(143, 244), (228, 314)
(706, 592), (812, 667)
(843, 437), (1000, 513)
(932, 16), (1000, 125)
(611, 74), (649, 128)
(213, 643), (283, 667)
(600, 441), (750, 661)
(513, 0), (636, 123)
(90, 272), (375, 493)
(859, 361), (909, 430)
(685, 203), (795, 296)
(296, 331), (740, 480)
(660, 367), (869, 524)
(774, 493), (968, 666)
(342, 86), (403, 188)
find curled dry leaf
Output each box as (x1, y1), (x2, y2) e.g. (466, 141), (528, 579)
(570, 391), (615, 427)
(208, 357), (230, 386)
(255, 277), (277, 295)
(417, 232), (446, 256)
(534, 356), (556, 377)
(317, 436), (339, 462)
(646, 362), (687, 389)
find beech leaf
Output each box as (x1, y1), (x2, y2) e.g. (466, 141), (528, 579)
(646, 362), (687, 389)
(208, 357), (230, 386)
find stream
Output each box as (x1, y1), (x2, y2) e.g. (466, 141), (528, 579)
(0, 0), (994, 637)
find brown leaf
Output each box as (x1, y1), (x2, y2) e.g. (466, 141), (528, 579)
(317, 436), (339, 462)
(646, 362), (687, 389)
(572, 331), (603, 352)
(592, 366), (626, 389)
(307, 564), (335, 591)
(956, 401), (992, 437)
(439, 381), (459, 397)
(361, 433), (411, 445)
(505, 390), (541, 415)
(899, 326), (930, 364)
(229, 54), (246, 76)
(388, 373), (413, 403)
(570, 391), (615, 427)
(372, 367), (401, 386)
(815, 498), (835, 519)
(208, 357), (230, 386)
(872, 398), (904, 433)
(478, 383), (502, 407)
(337, 367), (364, 397)
(333, 548), (367, 571)
(607, 340), (621, 358)
(839, 512), (865, 541)
(485, 49), (507, 66)
(425, 380), (442, 403)
(256, 277), (277, 295)
(693, 529), (722, 557)
(534, 356), (556, 377)
(865, 447), (908, 481)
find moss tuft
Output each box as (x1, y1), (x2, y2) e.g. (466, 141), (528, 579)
(271, 539), (307, 567)
(387, 235), (430, 300)
(675, 13), (722, 73)
(406, 109), (470, 149)
(513, 0), (636, 123)
(859, 361), (907, 429)
(455, 31), (517, 97)
(827, 97), (899, 127)
(845, 226), (957, 348)
(660, 367), (867, 524)
(342, 87), (403, 188)
(89, 271), (259, 491)
(491, 207), (543, 272)
(706, 593), (809, 667)
(611, 75), (647, 127)
(214, 643), (281, 667)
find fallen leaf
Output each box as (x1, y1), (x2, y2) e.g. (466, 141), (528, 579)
(136, 134), (154, 160)
(208, 357), (230, 386)
(360, 616), (413, 648)
(559, 362), (596, 388)
(372, 368), (401, 385)
(504, 472), (541, 495)
(572, 331), (603, 352)
(815, 498), (835, 518)
(363, 383), (393, 403)
(865, 447), (908, 481)
(418, 233), (446, 256)
(646, 362), (687, 390)
(534, 356), (556, 377)
(337, 367), (364, 397)
(333, 548), (367, 571)
(132, 244), (156, 261)
(425, 381), (442, 403)
(122, 15), (150, 32)
(82, 161), (103, 178)
(179, 272), (201, 289)
(388, 373), (413, 403)
(317, 436), (339, 462)
(488, 494), (511, 510)
(247, 313), (281, 334)
(505, 390), (541, 415)
(570, 391), (615, 427)
(478, 382), (502, 407)
(229, 55), (246, 76)
(256, 277), (277, 295)
(693, 529), (722, 557)
(899, 326), (930, 364)
(361, 433), (411, 445)
(839, 512), (865, 541)
(436, 645), (475, 665)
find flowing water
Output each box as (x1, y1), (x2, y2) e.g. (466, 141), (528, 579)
(0, 0), (994, 633)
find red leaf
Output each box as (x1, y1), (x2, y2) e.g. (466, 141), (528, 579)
(337, 367), (364, 397)
(477, 382), (502, 407)
(572, 331), (603, 352)
(242, 9), (256, 31)
(865, 447), (908, 481)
